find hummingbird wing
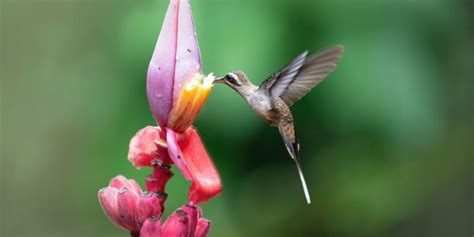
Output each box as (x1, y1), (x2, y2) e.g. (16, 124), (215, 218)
(258, 50), (309, 96)
(259, 46), (344, 106)
(280, 46), (344, 106)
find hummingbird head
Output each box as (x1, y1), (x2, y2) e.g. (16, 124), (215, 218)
(213, 71), (251, 88)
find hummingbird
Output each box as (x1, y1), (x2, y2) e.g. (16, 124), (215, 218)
(213, 45), (344, 204)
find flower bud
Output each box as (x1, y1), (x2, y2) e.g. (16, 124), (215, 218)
(140, 215), (162, 237)
(98, 187), (122, 228)
(136, 192), (167, 225)
(161, 209), (190, 237)
(182, 204), (199, 235)
(147, 0), (213, 132)
(98, 176), (166, 233)
(195, 218), (211, 237)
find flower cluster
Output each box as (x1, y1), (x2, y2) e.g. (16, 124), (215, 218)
(99, 176), (211, 236)
(98, 0), (222, 236)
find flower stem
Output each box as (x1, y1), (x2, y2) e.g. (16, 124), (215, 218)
(143, 131), (174, 223)
(146, 129), (174, 192)
(146, 140), (173, 192)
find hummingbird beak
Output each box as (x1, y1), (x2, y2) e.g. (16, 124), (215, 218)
(213, 77), (225, 84)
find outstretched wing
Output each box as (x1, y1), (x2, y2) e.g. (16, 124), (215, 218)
(258, 50), (308, 96)
(259, 46), (344, 106)
(280, 46), (344, 106)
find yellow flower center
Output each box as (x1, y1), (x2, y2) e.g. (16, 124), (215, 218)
(167, 73), (215, 133)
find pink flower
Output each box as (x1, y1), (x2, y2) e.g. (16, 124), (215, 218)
(98, 175), (166, 233)
(147, 0), (213, 132)
(99, 1), (221, 235)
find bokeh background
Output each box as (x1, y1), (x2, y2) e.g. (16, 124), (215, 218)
(1, 0), (473, 236)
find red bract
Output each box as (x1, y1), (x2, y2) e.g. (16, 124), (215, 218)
(167, 128), (222, 205)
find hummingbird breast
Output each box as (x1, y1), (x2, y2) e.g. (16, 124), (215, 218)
(246, 93), (280, 127)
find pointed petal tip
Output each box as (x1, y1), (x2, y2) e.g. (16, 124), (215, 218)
(147, 0), (203, 126)
(147, 0), (179, 125)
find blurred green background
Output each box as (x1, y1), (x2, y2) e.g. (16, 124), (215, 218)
(1, 0), (472, 236)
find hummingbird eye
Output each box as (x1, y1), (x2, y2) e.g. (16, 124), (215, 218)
(225, 74), (240, 86)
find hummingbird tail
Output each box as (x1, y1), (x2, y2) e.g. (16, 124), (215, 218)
(294, 154), (311, 204)
(278, 121), (312, 204)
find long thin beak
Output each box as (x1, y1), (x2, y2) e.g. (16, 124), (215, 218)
(213, 77), (225, 84)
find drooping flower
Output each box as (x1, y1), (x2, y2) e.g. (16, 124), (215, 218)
(98, 175), (166, 233)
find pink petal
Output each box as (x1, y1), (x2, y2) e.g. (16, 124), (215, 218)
(129, 179), (145, 196)
(182, 204), (199, 235)
(166, 128), (192, 180)
(98, 187), (124, 229)
(162, 209), (190, 237)
(140, 216), (162, 237)
(109, 175), (143, 196)
(173, 0), (202, 105)
(117, 187), (141, 232)
(147, 0), (179, 126)
(147, 0), (202, 126)
(136, 192), (167, 224)
(109, 175), (128, 189)
(195, 218), (211, 237)
(128, 126), (161, 169)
